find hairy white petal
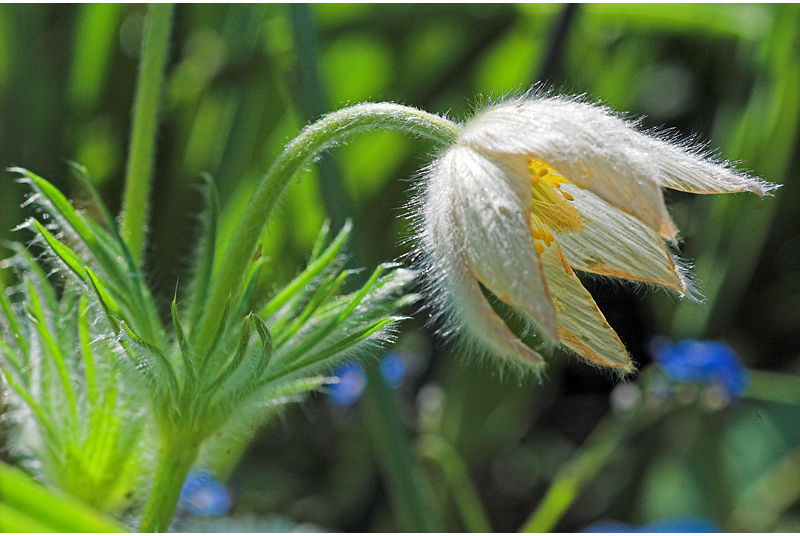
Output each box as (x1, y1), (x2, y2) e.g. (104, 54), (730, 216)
(639, 135), (777, 196)
(460, 97), (677, 239)
(421, 150), (546, 366)
(553, 184), (688, 295)
(449, 147), (558, 341)
(539, 243), (631, 370)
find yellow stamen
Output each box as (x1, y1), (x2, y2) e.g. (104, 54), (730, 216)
(528, 159), (582, 234)
(559, 249), (571, 275)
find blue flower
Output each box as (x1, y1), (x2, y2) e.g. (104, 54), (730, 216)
(380, 352), (407, 389)
(327, 354), (411, 405)
(327, 362), (367, 405)
(584, 516), (720, 532)
(178, 469), (232, 517)
(649, 337), (749, 398)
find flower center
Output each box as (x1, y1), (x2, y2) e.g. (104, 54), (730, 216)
(528, 159), (582, 254)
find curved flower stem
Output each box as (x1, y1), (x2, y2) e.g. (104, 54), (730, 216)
(119, 3), (173, 267)
(192, 103), (459, 361)
(138, 431), (200, 533)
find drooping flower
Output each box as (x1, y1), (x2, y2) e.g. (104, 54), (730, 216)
(415, 94), (775, 373)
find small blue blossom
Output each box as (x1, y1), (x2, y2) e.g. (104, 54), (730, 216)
(649, 337), (749, 399)
(380, 352), (407, 389)
(327, 353), (411, 405)
(178, 469), (232, 517)
(584, 516), (721, 532)
(327, 362), (367, 405)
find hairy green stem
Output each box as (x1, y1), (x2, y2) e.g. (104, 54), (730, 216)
(192, 103), (459, 359)
(138, 432), (200, 532)
(120, 3), (173, 267)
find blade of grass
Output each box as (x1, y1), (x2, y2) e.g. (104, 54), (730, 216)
(417, 434), (492, 533)
(520, 416), (631, 532)
(188, 173), (220, 334)
(0, 502), (54, 533)
(119, 3), (174, 266)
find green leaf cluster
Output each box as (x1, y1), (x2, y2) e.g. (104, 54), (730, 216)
(0, 461), (126, 532)
(0, 230), (146, 513)
(0, 164), (418, 525)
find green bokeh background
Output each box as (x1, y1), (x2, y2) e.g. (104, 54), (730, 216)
(0, 4), (797, 532)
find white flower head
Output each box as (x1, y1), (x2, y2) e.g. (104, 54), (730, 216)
(414, 94), (775, 375)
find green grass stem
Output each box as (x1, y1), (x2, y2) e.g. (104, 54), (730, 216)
(119, 3), (174, 267)
(417, 434), (492, 532)
(520, 416), (630, 532)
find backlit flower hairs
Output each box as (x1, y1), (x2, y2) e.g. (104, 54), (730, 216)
(414, 94), (775, 374)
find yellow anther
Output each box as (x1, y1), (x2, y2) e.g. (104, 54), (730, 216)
(560, 251), (571, 274)
(535, 241), (544, 255)
(529, 158), (582, 238)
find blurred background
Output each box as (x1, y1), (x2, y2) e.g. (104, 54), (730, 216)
(0, 4), (798, 532)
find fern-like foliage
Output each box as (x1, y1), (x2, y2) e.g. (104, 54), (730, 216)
(0, 165), (417, 521)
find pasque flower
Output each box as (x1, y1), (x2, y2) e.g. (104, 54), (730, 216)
(417, 95), (775, 373)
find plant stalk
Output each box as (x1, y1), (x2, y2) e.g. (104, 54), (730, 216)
(138, 431), (200, 533)
(192, 103), (458, 360)
(520, 416), (629, 532)
(120, 3), (173, 267)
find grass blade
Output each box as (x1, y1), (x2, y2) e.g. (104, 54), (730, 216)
(188, 173), (220, 334)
